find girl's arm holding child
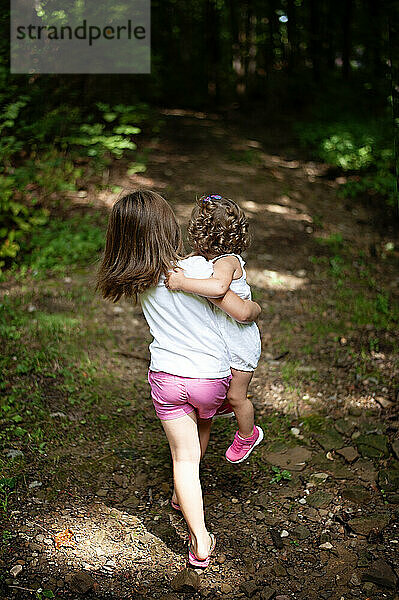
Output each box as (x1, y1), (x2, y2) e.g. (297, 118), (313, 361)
(165, 256), (260, 323)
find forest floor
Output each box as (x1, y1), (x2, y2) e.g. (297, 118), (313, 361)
(1, 110), (399, 600)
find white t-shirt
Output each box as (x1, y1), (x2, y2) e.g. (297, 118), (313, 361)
(140, 256), (231, 378)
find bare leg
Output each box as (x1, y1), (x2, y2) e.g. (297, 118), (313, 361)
(228, 369), (254, 438)
(162, 412), (212, 560)
(172, 415), (212, 505)
(198, 416), (212, 458)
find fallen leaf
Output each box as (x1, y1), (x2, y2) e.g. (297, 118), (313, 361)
(54, 528), (74, 549)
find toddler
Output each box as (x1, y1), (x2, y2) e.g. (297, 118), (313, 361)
(166, 194), (263, 463)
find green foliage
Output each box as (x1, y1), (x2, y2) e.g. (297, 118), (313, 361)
(36, 589), (55, 599)
(0, 84), (150, 271)
(298, 121), (384, 170)
(300, 414), (326, 432)
(0, 176), (49, 270)
(340, 170), (397, 207)
(324, 132), (373, 169)
(269, 465), (292, 483)
(336, 289), (398, 330)
(0, 275), (149, 513)
(19, 214), (105, 275)
(0, 476), (16, 512)
(0, 96), (30, 156)
(66, 102), (148, 160)
(296, 117), (396, 207)
(30, 152), (83, 194)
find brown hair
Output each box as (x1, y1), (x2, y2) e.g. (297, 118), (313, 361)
(96, 190), (183, 302)
(187, 195), (249, 258)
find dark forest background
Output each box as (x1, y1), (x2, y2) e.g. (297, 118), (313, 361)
(0, 0), (398, 271)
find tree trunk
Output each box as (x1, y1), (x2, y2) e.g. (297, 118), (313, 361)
(266, 0), (278, 73)
(342, 0), (353, 79)
(309, 0), (321, 81)
(230, 0), (246, 97)
(286, 0), (297, 73)
(206, 0), (220, 103)
(246, 0), (257, 97)
(326, 0), (336, 71)
(367, 0), (382, 78)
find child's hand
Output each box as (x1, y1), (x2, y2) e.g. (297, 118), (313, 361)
(165, 268), (186, 291)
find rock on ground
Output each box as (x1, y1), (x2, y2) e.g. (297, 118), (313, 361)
(347, 514), (390, 536)
(361, 559), (398, 590)
(69, 571), (96, 594)
(336, 446), (359, 463)
(264, 446), (312, 471)
(171, 568), (200, 592)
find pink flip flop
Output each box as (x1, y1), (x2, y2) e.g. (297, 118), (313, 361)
(171, 499), (181, 512)
(188, 533), (216, 568)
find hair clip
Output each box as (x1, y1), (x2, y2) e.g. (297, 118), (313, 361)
(202, 194), (222, 202)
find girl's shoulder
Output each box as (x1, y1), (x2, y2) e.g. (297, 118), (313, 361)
(211, 254), (244, 281)
(211, 253), (245, 267)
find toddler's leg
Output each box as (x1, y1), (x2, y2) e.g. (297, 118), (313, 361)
(225, 369), (263, 463)
(162, 412), (213, 560)
(198, 416), (213, 458)
(227, 369), (254, 438)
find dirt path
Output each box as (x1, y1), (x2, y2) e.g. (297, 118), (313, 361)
(1, 111), (399, 600)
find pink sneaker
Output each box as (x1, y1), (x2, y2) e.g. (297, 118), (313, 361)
(225, 426), (264, 463)
(215, 400), (234, 418)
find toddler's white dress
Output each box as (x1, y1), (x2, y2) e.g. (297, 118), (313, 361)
(210, 254), (261, 372)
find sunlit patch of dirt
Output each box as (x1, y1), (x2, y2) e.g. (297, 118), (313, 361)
(247, 267), (309, 291)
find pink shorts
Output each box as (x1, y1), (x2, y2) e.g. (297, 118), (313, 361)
(148, 370), (232, 421)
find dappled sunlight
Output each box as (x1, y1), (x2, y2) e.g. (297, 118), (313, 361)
(3, 105), (398, 600)
(1, 0), (398, 593)
(260, 154), (328, 178)
(160, 108), (219, 121)
(127, 173), (169, 189)
(252, 354), (394, 420)
(96, 174), (169, 209)
(97, 189), (122, 208)
(240, 199), (313, 223)
(10, 493), (248, 596)
(263, 204), (313, 223)
(261, 155), (301, 170)
(9, 499), (190, 596)
(219, 161), (258, 176)
(247, 266), (309, 291)
(20, 500), (178, 571)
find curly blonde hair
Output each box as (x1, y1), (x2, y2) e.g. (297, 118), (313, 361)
(187, 195), (249, 258)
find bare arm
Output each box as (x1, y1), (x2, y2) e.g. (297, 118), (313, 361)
(165, 256), (238, 298)
(209, 291), (261, 323)
(165, 256), (260, 323)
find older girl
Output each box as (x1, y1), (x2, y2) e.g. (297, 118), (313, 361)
(96, 190), (260, 567)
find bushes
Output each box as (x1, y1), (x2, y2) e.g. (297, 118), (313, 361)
(295, 116), (397, 208)
(19, 214), (105, 275)
(0, 77), (152, 272)
(66, 103), (148, 160)
(0, 176), (49, 270)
